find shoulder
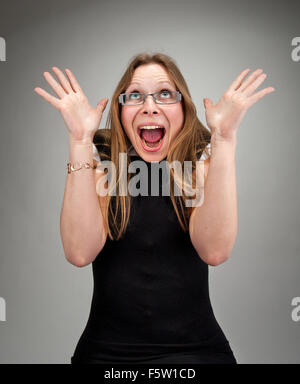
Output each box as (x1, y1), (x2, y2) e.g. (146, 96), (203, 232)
(93, 128), (111, 143)
(92, 129), (111, 199)
(200, 142), (211, 181)
(188, 143), (211, 221)
(203, 157), (210, 184)
(92, 128), (111, 163)
(91, 133), (110, 239)
(196, 142), (211, 184)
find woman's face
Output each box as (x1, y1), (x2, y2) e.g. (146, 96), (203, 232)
(121, 63), (184, 162)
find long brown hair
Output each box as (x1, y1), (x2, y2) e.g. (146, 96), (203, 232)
(93, 52), (211, 241)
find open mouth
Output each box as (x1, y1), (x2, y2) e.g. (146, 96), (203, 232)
(137, 127), (166, 151)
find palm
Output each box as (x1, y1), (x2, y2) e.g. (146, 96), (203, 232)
(34, 67), (108, 142)
(59, 93), (101, 140)
(204, 68), (275, 141)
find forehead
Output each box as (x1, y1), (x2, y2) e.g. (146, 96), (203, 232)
(129, 64), (175, 88)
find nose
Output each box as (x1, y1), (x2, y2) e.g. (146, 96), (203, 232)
(140, 94), (159, 115)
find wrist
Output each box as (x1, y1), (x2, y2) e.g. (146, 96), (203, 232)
(68, 136), (94, 165)
(211, 133), (237, 148)
(210, 134), (237, 162)
(69, 135), (94, 146)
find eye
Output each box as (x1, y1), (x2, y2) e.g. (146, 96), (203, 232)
(128, 91), (141, 100)
(159, 89), (172, 98)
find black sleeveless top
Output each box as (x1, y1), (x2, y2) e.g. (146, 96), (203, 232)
(71, 153), (236, 364)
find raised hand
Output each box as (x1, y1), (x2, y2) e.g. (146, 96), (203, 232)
(34, 67), (109, 143)
(203, 68), (275, 142)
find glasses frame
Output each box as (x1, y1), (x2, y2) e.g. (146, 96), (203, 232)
(118, 90), (182, 106)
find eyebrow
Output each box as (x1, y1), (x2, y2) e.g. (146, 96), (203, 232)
(127, 80), (173, 88)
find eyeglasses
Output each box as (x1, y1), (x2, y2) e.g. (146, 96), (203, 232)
(118, 90), (182, 106)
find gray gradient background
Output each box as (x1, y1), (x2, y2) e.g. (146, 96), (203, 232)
(0, 0), (299, 364)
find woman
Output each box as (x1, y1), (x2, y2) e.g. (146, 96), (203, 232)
(34, 52), (275, 364)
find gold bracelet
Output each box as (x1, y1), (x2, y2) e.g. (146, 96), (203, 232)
(67, 161), (97, 174)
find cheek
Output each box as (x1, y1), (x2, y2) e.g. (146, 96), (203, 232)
(121, 109), (136, 141)
(168, 106), (184, 137)
(121, 108), (135, 129)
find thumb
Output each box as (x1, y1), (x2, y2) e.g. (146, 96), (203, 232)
(203, 98), (213, 109)
(96, 98), (109, 113)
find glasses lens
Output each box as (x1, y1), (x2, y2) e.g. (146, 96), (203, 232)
(124, 92), (143, 105)
(156, 91), (178, 104)
(122, 91), (180, 105)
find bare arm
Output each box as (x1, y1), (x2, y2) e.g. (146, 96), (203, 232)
(60, 139), (107, 267)
(189, 137), (238, 266)
(189, 68), (274, 266)
(34, 66), (109, 267)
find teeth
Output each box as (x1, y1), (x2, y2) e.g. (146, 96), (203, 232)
(139, 126), (163, 130)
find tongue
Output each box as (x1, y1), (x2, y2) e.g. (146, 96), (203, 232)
(141, 128), (164, 143)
